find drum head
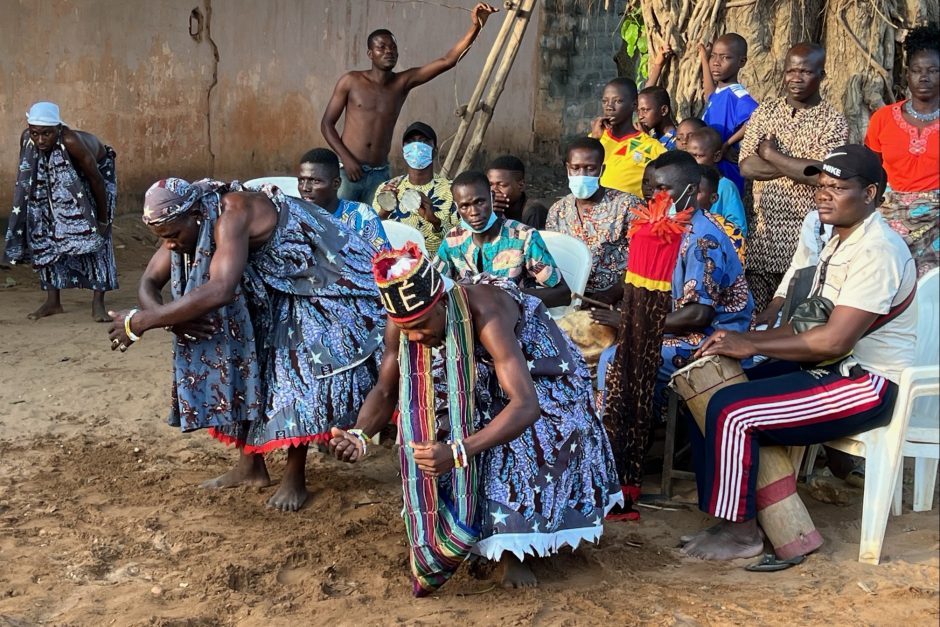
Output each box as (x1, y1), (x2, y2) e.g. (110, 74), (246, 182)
(400, 189), (422, 213)
(556, 310), (617, 365)
(376, 190), (397, 213)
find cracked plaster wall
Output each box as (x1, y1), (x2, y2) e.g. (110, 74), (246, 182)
(1, 0), (541, 217)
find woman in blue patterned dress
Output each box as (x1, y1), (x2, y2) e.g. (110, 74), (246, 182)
(107, 178), (385, 512)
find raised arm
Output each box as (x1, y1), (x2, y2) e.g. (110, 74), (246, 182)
(644, 43), (673, 88)
(320, 73), (362, 180)
(62, 130), (109, 231)
(401, 3), (497, 90)
(699, 42), (716, 100)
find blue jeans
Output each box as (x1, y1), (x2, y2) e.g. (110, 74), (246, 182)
(338, 163), (390, 204)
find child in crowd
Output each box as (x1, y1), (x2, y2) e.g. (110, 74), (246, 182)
(699, 34), (759, 195)
(698, 165), (746, 265)
(684, 127), (747, 235)
(590, 77), (666, 198)
(675, 117), (706, 152)
(637, 86), (678, 150)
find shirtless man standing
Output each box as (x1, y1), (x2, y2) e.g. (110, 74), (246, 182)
(320, 2), (497, 202)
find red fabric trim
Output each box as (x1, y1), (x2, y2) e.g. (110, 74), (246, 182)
(207, 427), (333, 455)
(387, 290), (444, 323)
(606, 511), (641, 522)
(774, 529), (824, 560)
(605, 127), (641, 143)
(755, 474), (798, 510)
(621, 485), (641, 502)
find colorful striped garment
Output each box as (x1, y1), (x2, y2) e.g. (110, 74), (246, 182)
(398, 285), (480, 597)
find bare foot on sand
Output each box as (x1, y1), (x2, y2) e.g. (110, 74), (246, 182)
(499, 554), (538, 589)
(679, 521), (723, 545)
(28, 301), (64, 320)
(201, 452), (271, 489)
(266, 478), (309, 512)
(680, 519), (764, 560)
(266, 444), (309, 512)
(92, 292), (112, 322)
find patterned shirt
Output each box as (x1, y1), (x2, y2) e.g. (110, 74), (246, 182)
(334, 199), (389, 251)
(740, 97), (848, 274)
(598, 128), (667, 197)
(435, 218), (562, 289)
(371, 174), (458, 255)
(662, 209), (753, 372)
(546, 189), (642, 293)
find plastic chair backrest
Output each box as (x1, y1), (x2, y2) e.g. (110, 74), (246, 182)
(539, 230), (592, 317)
(381, 220), (428, 257)
(243, 176), (301, 198)
(913, 268), (939, 368)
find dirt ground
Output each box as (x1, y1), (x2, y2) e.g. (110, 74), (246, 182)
(0, 216), (937, 626)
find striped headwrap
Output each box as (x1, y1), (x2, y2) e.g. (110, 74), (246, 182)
(143, 178), (222, 226)
(374, 244), (480, 596)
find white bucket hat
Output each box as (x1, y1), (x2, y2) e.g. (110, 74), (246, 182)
(26, 102), (64, 126)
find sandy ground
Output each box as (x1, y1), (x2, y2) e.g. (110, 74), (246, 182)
(0, 216), (938, 626)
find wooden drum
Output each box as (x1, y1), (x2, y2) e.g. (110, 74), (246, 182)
(670, 355), (823, 559)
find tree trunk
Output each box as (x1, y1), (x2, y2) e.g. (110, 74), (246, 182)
(638, 0), (938, 141)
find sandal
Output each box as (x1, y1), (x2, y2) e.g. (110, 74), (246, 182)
(745, 552), (805, 572)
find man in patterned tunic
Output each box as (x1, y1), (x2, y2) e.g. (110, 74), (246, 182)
(546, 137), (643, 306)
(107, 178), (385, 512)
(4, 102), (118, 321)
(329, 245), (620, 594)
(739, 43), (848, 311)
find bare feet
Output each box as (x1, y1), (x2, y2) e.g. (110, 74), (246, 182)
(266, 444), (309, 512)
(498, 554), (538, 589)
(200, 452), (271, 489)
(28, 291), (64, 320)
(680, 519), (764, 560)
(92, 291), (112, 322)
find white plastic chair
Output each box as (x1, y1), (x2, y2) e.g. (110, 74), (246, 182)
(802, 267), (940, 564)
(381, 220), (428, 257)
(243, 176), (301, 198)
(539, 230), (591, 319)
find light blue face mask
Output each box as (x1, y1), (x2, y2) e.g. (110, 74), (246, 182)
(568, 175), (601, 200)
(460, 209), (499, 234)
(667, 183), (696, 216)
(403, 141), (434, 170)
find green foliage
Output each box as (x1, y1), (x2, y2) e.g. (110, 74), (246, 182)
(620, 5), (649, 86)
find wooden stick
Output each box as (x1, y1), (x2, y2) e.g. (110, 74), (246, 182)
(572, 291), (618, 311)
(440, 2), (518, 178)
(455, 0), (536, 173)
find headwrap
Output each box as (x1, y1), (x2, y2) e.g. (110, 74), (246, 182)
(373, 242), (448, 322)
(26, 102), (63, 126)
(143, 178), (216, 226)
(602, 190), (692, 520)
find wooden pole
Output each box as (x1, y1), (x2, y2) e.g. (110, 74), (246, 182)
(440, 1), (518, 178)
(455, 0), (536, 174)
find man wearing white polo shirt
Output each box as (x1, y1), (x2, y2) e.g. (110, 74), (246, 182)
(676, 144), (917, 561)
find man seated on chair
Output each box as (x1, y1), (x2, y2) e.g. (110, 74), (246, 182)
(681, 145), (916, 560)
(298, 147), (390, 250)
(372, 121), (458, 256)
(546, 137), (642, 306)
(485, 155), (549, 229)
(435, 171), (570, 308)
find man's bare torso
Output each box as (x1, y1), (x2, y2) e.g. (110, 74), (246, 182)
(340, 70), (410, 166)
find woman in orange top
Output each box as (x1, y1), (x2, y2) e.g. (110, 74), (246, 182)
(865, 24), (939, 276)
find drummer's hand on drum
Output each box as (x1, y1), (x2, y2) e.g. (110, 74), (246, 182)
(696, 330), (756, 360)
(416, 192), (442, 230)
(587, 307), (621, 328)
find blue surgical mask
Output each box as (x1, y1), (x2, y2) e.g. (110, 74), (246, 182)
(460, 210), (499, 234)
(668, 183), (696, 216)
(403, 141), (434, 170)
(568, 175), (600, 200)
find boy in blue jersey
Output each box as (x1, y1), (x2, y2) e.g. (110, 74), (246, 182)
(684, 127), (747, 235)
(699, 34), (759, 195)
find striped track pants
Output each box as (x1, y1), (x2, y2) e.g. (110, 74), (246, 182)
(689, 360), (898, 522)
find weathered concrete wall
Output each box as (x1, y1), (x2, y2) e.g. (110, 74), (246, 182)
(1, 0), (540, 217)
(533, 0), (625, 173)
